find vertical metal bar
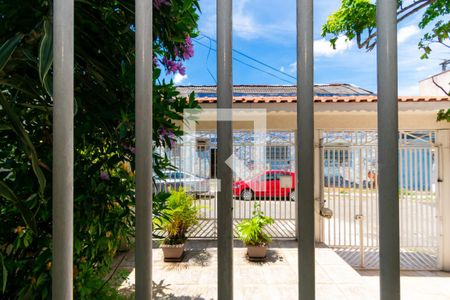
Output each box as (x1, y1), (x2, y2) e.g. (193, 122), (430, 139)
(425, 147), (430, 248)
(338, 149), (342, 246)
(359, 148), (364, 246)
(414, 149), (419, 246)
(399, 148), (404, 247)
(135, 0), (153, 297)
(217, 0), (233, 297)
(343, 149), (347, 246)
(418, 148), (424, 247)
(52, 0), (74, 298)
(369, 147), (373, 247)
(295, 129), (299, 238)
(377, 0), (400, 297)
(319, 136), (325, 242)
(407, 147), (412, 248)
(327, 148), (332, 245)
(297, 0), (315, 296)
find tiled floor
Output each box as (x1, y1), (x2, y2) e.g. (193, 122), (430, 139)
(117, 240), (450, 300)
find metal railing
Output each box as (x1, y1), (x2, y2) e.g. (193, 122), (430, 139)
(51, 0), (400, 298)
(321, 131), (439, 268)
(154, 131), (297, 223)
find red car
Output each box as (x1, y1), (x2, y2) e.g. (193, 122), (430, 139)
(232, 170), (296, 201)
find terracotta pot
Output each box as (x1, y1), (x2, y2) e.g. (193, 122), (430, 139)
(161, 243), (185, 260)
(247, 244), (268, 259)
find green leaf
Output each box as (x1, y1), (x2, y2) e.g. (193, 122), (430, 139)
(0, 181), (37, 232)
(0, 34), (23, 72)
(0, 93), (47, 196)
(0, 253), (7, 293)
(39, 19), (53, 97)
(0, 124), (13, 132)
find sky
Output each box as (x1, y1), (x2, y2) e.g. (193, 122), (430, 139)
(171, 0), (449, 95)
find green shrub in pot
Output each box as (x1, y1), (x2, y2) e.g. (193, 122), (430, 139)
(154, 188), (200, 260)
(237, 203), (274, 259)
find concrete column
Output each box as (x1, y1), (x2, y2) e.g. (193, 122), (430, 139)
(437, 130), (450, 271)
(296, 0), (315, 298)
(216, 0), (233, 299)
(135, 0), (153, 298)
(52, 0), (74, 298)
(377, 0), (400, 298)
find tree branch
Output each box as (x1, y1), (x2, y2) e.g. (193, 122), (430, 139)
(428, 40), (450, 49)
(397, 0), (434, 23)
(357, 0), (434, 50)
(431, 75), (450, 96)
(397, 0), (430, 17)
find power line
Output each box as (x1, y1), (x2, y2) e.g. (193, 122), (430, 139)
(204, 37), (217, 83)
(193, 39), (296, 85)
(198, 34), (297, 81)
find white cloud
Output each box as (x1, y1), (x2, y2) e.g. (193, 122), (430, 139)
(314, 36), (354, 57)
(198, 0), (295, 42)
(416, 66), (426, 72)
(397, 25), (420, 44)
(399, 84), (419, 96)
(232, 0), (295, 41)
(280, 62), (297, 75)
(288, 62), (296, 74)
(173, 73), (188, 85)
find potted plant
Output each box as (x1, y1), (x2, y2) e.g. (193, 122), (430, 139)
(237, 203), (274, 260)
(153, 188), (199, 261)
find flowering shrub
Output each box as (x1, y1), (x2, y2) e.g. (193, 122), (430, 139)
(0, 0), (200, 298)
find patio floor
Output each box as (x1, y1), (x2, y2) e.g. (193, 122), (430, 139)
(115, 240), (450, 300)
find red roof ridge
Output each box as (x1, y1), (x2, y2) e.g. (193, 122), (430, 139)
(194, 95), (450, 103)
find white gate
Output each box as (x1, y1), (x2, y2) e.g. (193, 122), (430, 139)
(155, 131), (297, 238)
(320, 131), (440, 269)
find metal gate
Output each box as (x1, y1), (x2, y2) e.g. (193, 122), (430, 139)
(155, 131), (297, 238)
(320, 130), (440, 270)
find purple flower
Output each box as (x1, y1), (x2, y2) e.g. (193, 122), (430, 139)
(129, 147), (136, 154)
(121, 142), (130, 150)
(182, 36), (194, 60)
(153, 56), (159, 67)
(173, 46), (180, 58)
(162, 57), (185, 75)
(153, 0), (170, 10)
(177, 63), (186, 75)
(100, 171), (110, 181)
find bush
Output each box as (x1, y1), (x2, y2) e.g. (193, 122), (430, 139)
(154, 188), (200, 245)
(237, 204), (274, 246)
(0, 0), (200, 298)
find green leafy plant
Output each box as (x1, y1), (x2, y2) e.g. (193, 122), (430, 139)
(237, 204), (274, 246)
(322, 0), (449, 57)
(154, 188), (200, 245)
(437, 108), (450, 122)
(0, 0), (200, 298)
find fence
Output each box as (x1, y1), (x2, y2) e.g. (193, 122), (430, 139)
(52, 0), (403, 296)
(154, 131), (297, 237)
(321, 130), (440, 269)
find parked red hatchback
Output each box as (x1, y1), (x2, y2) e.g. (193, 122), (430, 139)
(232, 170), (296, 201)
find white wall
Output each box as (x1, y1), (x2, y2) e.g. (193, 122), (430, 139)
(419, 70), (450, 96)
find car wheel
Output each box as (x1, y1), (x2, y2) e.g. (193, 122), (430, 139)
(289, 190), (295, 201)
(240, 189), (254, 201)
